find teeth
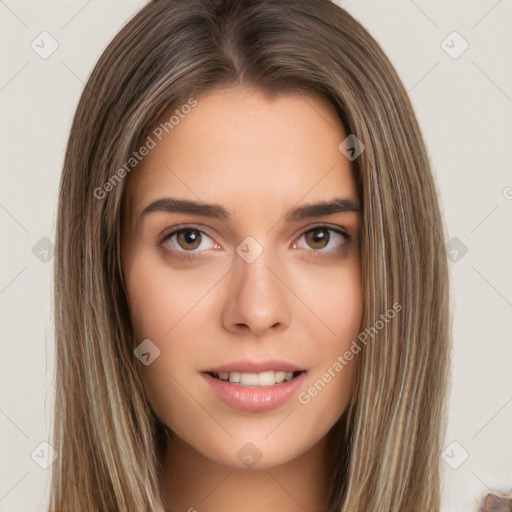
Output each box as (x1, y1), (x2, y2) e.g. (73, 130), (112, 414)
(257, 370), (275, 386)
(213, 370), (299, 386)
(274, 371), (285, 383)
(240, 373), (259, 386)
(229, 372), (241, 383)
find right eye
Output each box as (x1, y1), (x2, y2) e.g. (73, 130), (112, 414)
(157, 225), (220, 260)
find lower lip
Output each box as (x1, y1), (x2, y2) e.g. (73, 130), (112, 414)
(202, 372), (307, 412)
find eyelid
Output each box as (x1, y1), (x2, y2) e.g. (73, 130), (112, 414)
(296, 222), (349, 239)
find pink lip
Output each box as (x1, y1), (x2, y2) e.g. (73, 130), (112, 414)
(204, 359), (305, 373)
(202, 371), (307, 412)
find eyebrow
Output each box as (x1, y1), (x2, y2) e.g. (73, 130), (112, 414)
(139, 197), (360, 223)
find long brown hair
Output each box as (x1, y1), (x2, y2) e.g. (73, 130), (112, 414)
(49, 1), (452, 510)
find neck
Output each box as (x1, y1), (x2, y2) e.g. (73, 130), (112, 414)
(158, 430), (337, 512)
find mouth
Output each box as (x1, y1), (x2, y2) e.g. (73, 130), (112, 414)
(206, 370), (305, 387)
(202, 363), (307, 412)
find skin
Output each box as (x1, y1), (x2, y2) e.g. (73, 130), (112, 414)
(121, 85), (362, 512)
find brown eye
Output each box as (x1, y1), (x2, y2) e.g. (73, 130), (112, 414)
(305, 228), (330, 249)
(294, 225), (350, 258)
(158, 226), (217, 258)
(176, 229), (202, 250)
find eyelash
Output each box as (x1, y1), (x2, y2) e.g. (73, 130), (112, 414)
(156, 224), (351, 262)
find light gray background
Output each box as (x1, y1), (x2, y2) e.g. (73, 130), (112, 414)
(1, 1), (511, 511)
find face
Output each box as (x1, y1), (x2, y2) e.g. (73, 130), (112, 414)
(121, 85), (362, 469)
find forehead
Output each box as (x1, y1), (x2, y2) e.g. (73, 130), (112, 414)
(124, 86), (357, 223)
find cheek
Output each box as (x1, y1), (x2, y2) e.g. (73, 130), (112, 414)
(123, 255), (220, 400)
(297, 257), (363, 343)
(124, 253), (219, 340)
(123, 260), (210, 432)
(326, 270), (362, 385)
(127, 283), (166, 339)
(296, 262), (362, 409)
(334, 274), (363, 343)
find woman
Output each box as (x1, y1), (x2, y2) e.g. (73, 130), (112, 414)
(50, 0), (452, 510)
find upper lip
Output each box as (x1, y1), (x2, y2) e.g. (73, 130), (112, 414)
(204, 359), (306, 373)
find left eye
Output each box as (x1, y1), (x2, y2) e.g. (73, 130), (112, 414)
(158, 225), (350, 259)
(294, 226), (350, 253)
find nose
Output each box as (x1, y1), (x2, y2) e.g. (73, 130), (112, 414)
(221, 245), (291, 337)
